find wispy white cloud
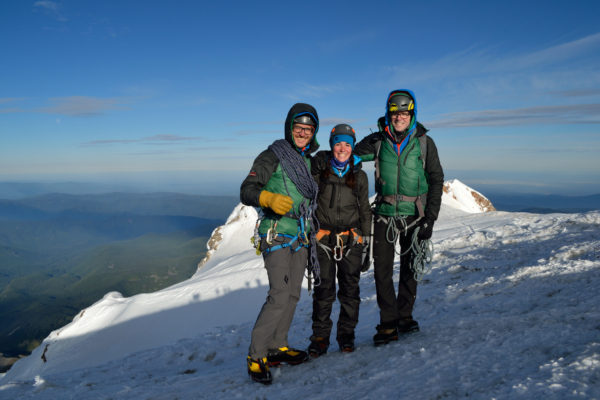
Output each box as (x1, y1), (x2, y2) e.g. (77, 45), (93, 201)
(319, 118), (362, 127)
(37, 96), (129, 116)
(386, 32), (600, 110)
(0, 98), (26, 113)
(550, 89), (600, 97)
(0, 108), (24, 114)
(0, 97), (25, 104)
(317, 30), (378, 53)
(229, 118), (362, 135)
(233, 129), (280, 136)
(33, 1), (68, 22)
(389, 32), (600, 84)
(284, 83), (345, 100)
(427, 103), (600, 128)
(506, 32), (600, 71)
(82, 134), (204, 147)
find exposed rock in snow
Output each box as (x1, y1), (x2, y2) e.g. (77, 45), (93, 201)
(442, 179), (496, 213)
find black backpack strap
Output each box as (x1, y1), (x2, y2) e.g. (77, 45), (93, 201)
(418, 134), (427, 169)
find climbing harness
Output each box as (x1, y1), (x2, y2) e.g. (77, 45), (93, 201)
(315, 227), (363, 262)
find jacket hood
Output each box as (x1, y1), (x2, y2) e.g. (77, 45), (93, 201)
(284, 103), (320, 154)
(384, 89), (418, 134)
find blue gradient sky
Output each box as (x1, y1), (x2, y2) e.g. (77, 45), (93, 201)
(1, 0), (599, 195)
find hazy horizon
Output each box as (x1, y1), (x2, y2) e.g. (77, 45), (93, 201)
(2, 1), (599, 199)
(1, 169), (599, 199)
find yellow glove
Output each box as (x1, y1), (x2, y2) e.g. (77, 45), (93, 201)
(259, 190), (293, 215)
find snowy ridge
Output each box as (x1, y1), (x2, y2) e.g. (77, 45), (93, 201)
(442, 178), (495, 213)
(1, 182), (599, 399)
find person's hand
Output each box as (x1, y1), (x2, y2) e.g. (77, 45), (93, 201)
(259, 191), (293, 215)
(417, 218), (434, 240)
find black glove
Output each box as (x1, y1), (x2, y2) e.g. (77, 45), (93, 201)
(417, 218), (434, 240)
(359, 238), (371, 272)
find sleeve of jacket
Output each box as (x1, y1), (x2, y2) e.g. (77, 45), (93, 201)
(353, 132), (380, 162)
(424, 136), (444, 221)
(311, 150), (329, 179)
(240, 149), (279, 207)
(357, 170), (372, 236)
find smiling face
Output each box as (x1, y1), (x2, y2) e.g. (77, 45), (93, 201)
(292, 123), (315, 149)
(390, 111), (412, 133)
(332, 141), (352, 163)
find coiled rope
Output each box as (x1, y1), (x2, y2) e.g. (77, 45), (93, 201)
(269, 139), (321, 287)
(384, 216), (433, 282)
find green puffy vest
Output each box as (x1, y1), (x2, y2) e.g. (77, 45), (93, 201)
(258, 158), (313, 236)
(375, 135), (429, 216)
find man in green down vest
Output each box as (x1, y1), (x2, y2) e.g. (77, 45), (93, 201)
(354, 89), (444, 346)
(240, 103), (320, 385)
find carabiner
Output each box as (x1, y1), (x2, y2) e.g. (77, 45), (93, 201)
(298, 217), (309, 245)
(333, 234), (344, 261)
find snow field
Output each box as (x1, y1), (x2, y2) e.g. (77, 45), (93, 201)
(1, 188), (599, 399)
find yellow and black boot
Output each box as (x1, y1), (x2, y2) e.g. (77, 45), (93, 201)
(266, 346), (309, 366)
(247, 356), (272, 385)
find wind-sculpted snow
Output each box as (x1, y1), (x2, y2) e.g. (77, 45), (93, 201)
(442, 178), (496, 213)
(1, 187), (598, 399)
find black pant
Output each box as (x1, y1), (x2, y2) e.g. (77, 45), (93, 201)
(373, 215), (418, 326)
(311, 242), (362, 340)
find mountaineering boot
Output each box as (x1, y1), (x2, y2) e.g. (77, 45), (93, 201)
(247, 356), (272, 385)
(337, 334), (355, 353)
(266, 346), (309, 366)
(373, 324), (398, 346)
(398, 317), (419, 334)
(308, 336), (329, 358)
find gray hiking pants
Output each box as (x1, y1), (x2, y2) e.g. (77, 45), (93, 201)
(249, 236), (307, 359)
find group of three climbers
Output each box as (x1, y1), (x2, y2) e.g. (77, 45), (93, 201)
(240, 89), (445, 385)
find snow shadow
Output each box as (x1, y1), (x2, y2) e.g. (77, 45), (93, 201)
(5, 283), (272, 381)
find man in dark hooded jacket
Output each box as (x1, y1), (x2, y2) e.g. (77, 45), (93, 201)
(240, 103), (320, 384)
(354, 90), (444, 346)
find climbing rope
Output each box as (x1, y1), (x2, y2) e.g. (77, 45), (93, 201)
(383, 216), (434, 281)
(268, 139), (321, 288)
(407, 226), (434, 282)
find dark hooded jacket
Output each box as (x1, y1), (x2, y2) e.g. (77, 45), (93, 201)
(240, 103), (320, 236)
(354, 90), (444, 221)
(311, 151), (371, 239)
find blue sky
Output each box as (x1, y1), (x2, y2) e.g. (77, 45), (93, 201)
(1, 0), (599, 195)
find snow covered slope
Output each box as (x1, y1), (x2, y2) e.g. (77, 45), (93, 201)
(442, 178), (496, 213)
(1, 182), (599, 400)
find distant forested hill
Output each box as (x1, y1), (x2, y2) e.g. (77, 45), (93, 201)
(0, 193), (238, 369)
